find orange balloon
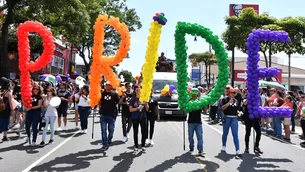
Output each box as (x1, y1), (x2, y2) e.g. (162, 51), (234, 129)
(89, 14), (130, 107)
(161, 89), (167, 95)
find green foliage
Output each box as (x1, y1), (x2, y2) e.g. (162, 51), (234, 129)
(118, 69), (136, 84)
(222, 8), (305, 67)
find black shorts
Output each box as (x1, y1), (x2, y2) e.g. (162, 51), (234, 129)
(57, 106), (68, 117)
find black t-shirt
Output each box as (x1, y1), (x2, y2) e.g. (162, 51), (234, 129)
(147, 97), (158, 119)
(222, 97), (239, 116)
(100, 91), (119, 116)
(188, 109), (202, 124)
(121, 91), (134, 115)
(57, 90), (71, 107)
(13, 85), (21, 101)
(28, 95), (42, 113)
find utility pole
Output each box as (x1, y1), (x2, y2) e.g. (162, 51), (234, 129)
(288, 53), (291, 90)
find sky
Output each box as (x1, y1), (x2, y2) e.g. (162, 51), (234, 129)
(75, 0), (305, 76)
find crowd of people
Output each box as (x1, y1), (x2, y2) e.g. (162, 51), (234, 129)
(189, 84), (305, 157)
(0, 77), (159, 153)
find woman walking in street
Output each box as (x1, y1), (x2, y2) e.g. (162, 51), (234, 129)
(25, 86), (43, 145)
(129, 85), (149, 152)
(146, 88), (159, 146)
(77, 85), (91, 134)
(0, 77), (13, 142)
(40, 88), (57, 146)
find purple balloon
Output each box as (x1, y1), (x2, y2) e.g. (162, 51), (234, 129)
(170, 85), (175, 91)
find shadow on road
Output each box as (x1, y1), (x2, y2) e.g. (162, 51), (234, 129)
(0, 141), (40, 155)
(109, 151), (143, 172)
(90, 140), (124, 147)
(31, 148), (107, 172)
(145, 152), (219, 172)
(238, 153), (293, 172)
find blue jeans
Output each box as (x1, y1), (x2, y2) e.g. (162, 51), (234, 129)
(78, 107), (91, 130)
(42, 116), (56, 141)
(217, 105), (224, 121)
(26, 110), (40, 143)
(188, 123), (203, 152)
(222, 116), (240, 151)
(100, 115), (115, 146)
(272, 117), (282, 137)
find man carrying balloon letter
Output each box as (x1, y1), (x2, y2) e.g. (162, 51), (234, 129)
(187, 88), (205, 157)
(99, 81), (119, 151)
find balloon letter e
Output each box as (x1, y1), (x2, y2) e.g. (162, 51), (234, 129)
(89, 15), (130, 108)
(246, 29), (292, 119)
(17, 21), (55, 108)
(174, 22), (229, 113)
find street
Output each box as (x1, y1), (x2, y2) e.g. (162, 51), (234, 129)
(0, 111), (305, 172)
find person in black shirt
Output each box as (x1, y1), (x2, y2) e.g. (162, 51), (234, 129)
(119, 82), (133, 142)
(56, 83), (72, 131)
(242, 93), (263, 154)
(0, 77), (13, 142)
(146, 88), (159, 146)
(25, 86), (43, 145)
(188, 88), (204, 157)
(99, 81), (119, 151)
(221, 88), (242, 156)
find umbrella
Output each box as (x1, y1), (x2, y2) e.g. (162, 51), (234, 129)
(40, 74), (56, 83)
(258, 80), (286, 90)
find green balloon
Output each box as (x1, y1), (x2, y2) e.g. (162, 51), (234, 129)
(175, 22), (229, 113)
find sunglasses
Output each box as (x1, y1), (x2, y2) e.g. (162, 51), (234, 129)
(230, 92), (236, 94)
(106, 84), (111, 86)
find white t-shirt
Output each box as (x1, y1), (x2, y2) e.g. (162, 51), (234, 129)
(45, 98), (58, 117)
(75, 93), (80, 104)
(77, 94), (91, 107)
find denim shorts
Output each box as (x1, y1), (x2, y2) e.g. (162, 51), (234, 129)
(0, 119), (10, 133)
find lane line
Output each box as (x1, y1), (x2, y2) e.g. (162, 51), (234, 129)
(21, 131), (80, 172)
(169, 122), (208, 172)
(201, 117), (305, 151)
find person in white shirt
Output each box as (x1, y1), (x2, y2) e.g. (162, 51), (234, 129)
(40, 88), (57, 146)
(77, 85), (91, 133)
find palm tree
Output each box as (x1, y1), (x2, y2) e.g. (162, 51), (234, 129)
(189, 52), (217, 88)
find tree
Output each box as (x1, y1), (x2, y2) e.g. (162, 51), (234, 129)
(0, 0), (91, 78)
(189, 52), (217, 88)
(118, 69), (136, 84)
(67, 0), (142, 73)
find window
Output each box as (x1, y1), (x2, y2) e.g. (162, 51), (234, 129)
(153, 80), (177, 94)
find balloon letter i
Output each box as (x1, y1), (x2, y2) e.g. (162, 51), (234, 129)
(140, 13), (167, 102)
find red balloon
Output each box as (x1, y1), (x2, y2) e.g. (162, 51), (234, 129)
(17, 21), (55, 108)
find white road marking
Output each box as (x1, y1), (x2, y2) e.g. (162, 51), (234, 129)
(21, 131), (80, 172)
(201, 117), (305, 151)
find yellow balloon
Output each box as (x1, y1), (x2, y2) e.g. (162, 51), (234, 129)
(164, 85), (170, 92)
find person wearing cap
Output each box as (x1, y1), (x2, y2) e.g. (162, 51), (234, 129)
(25, 86), (43, 145)
(187, 88), (205, 157)
(221, 88), (242, 156)
(99, 81), (119, 151)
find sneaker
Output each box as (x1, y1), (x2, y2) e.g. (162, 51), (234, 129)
(189, 149), (194, 153)
(245, 147), (249, 153)
(236, 150), (242, 157)
(56, 128), (62, 132)
(283, 137), (291, 142)
(198, 151), (205, 157)
(39, 141), (45, 146)
(63, 126), (67, 130)
(108, 140), (112, 145)
(254, 147), (263, 154)
(221, 146), (226, 152)
(84, 129), (87, 134)
(122, 137), (127, 143)
(145, 139), (150, 145)
(101, 145), (108, 151)
(2, 136), (9, 142)
(127, 133), (130, 139)
(49, 139), (54, 144)
(134, 148), (138, 152)
(32, 142), (36, 146)
(150, 140), (155, 146)
(26, 137), (32, 145)
(74, 126), (80, 130)
(142, 147), (146, 152)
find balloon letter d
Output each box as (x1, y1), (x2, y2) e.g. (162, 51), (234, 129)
(17, 21), (55, 108)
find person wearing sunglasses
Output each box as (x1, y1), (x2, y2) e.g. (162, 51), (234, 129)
(187, 88), (205, 157)
(221, 88), (242, 156)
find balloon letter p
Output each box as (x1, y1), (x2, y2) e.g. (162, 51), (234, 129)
(246, 29), (292, 119)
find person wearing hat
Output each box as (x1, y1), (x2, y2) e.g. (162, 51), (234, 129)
(187, 88), (205, 157)
(25, 86), (43, 145)
(99, 81), (119, 151)
(221, 88), (242, 156)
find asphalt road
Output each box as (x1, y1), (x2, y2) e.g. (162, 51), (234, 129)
(1, 111), (305, 172)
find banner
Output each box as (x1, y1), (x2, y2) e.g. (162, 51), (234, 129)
(229, 4), (259, 17)
(234, 69), (282, 83)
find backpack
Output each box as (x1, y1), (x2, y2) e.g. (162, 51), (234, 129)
(0, 91), (8, 112)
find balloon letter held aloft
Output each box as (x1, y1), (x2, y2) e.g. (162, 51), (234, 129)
(17, 21), (55, 108)
(246, 29), (292, 119)
(174, 22), (229, 113)
(140, 12), (167, 102)
(89, 14), (130, 108)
